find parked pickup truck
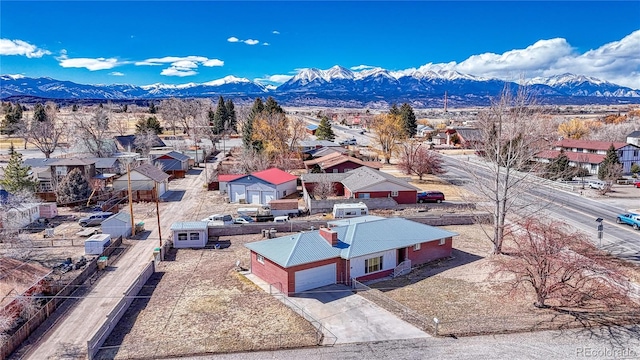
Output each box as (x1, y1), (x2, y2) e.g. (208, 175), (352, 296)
(616, 213), (640, 230)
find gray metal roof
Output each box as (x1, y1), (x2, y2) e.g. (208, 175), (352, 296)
(300, 172), (350, 183)
(150, 150), (190, 162)
(170, 221), (209, 231)
(327, 215), (386, 227)
(103, 211), (131, 225)
(86, 157), (118, 169)
(245, 217), (458, 267)
(133, 163), (170, 182)
(299, 140), (341, 148)
(340, 167), (419, 192)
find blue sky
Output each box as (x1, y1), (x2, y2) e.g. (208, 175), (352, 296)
(1, 1), (639, 88)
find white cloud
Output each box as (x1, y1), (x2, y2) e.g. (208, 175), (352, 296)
(402, 30), (640, 89)
(244, 39), (259, 45)
(254, 74), (293, 84)
(135, 55), (223, 77)
(110, 72), (124, 76)
(350, 64), (375, 71)
(161, 67), (197, 77)
(263, 42), (270, 46)
(0, 39), (51, 58)
(59, 57), (120, 71)
(203, 59), (224, 67)
(272, 30), (280, 35)
(227, 37), (239, 43)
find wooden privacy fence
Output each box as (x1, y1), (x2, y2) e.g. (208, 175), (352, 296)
(0, 236), (123, 359)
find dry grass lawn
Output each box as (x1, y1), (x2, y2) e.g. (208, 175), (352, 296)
(98, 233), (317, 359)
(367, 224), (640, 336)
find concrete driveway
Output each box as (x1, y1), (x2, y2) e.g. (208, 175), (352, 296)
(286, 284), (429, 345)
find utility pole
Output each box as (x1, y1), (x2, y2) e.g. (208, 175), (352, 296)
(155, 182), (162, 247)
(128, 162), (135, 237)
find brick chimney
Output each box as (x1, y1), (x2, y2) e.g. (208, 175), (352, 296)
(319, 227), (339, 246)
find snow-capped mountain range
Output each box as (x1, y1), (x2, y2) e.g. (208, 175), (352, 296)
(1, 66), (639, 107)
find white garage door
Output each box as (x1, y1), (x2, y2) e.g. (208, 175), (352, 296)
(262, 191), (275, 205)
(295, 263), (336, 293)
(230, 184), (245, 203)
(247, 190), (260, 204)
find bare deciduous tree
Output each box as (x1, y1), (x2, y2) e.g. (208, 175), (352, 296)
(312, 174), (336, 199)
(471, 85), (550, 255)
(73, 107), (114, 157)
(159, 98), (209, 136)
(494, 218), (631, 310)
(134, 129), (160, 157)
(231, 148), (271, 174)
(19, 103), (65, 158)
(398, 142), (445, 180)
(288, 116), (309, 151)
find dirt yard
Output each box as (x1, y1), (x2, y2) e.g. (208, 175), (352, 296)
(97, 232), (317, 359)
(367, 224), (640, 336)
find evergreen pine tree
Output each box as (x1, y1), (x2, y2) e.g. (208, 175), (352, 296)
(389, 103), (400, 116)
(598, 144), (621, 180)
(225, 99), (237, 132)
(148, 101), (157, 114)
(98, 103), (104, 108)
(213, 96), (227, 135)
(135, 116), (163, 134)
(264, 96), (283, 114)
(72, 104), (79, 112)
(33, 103), (47, 122)
(243, 98), (264, 149)
(400, 103), (417, 138)
(55, 168), (91, 205)
(0, 144), (36, 193)
(315, 116), (336, 141)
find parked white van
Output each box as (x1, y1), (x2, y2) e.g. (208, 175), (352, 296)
(273, 215), (289, 223)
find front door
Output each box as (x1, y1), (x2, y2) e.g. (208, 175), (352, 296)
(397, 248), (406, 265)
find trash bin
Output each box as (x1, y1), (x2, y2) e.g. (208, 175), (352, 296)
(97, 256), (108, 270)
(135, 222), (145, 232)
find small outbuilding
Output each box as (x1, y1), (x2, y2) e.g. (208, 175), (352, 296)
(101, 212), (132, 238)
(171, 221), (209, 248)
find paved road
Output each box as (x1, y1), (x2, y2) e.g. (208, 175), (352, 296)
(19, 167), (209, 359)
(171, 326), (640, 360)
(441, 155), (640, 262)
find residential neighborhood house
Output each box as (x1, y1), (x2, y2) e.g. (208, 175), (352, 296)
(223, 167), (298, 204)
(245, 216), (457, 294)
(535, 139), (640, 175)
(303, 153), (382, 173)
(112, 163), (170, 200)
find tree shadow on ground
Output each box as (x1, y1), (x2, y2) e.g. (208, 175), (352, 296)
(96, 271), (166, 359)
(552, 308), (640, 346)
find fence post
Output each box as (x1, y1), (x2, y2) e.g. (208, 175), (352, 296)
(433, 317), (439, 336)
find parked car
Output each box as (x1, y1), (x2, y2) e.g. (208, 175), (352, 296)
(233, 217), (254, 224)
(273, 215), (290, 223)
(201, 214), (233, 225)
(635, 181), (640, 188)
(616, 213), (640, 230)
(588, 181), (605, 190)
(417, 191), (445, 203)
(78, 212), (113, 227)
(339, 138), (357, 146)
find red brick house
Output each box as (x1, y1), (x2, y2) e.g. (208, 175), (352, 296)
(304, 153), (382, 173)
(300, 166), (419, 204)
(341, 167), (419, 204)
(245, 216), (457, 294)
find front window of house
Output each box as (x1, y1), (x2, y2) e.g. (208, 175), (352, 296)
(190, 233), (199, 241)
(177, 233), (188, 241)
(365, 256), (383, 274)
(391, 190), (399, 197)
(257, 254), (265, 264)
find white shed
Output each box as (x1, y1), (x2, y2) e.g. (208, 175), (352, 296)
(85, 234), (112, 255)
(101, 212), (132, 238)
(171, 221), (209, 249)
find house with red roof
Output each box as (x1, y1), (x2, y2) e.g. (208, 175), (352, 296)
(534, 139), (640, 175)
(223, 167), (298, 204)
